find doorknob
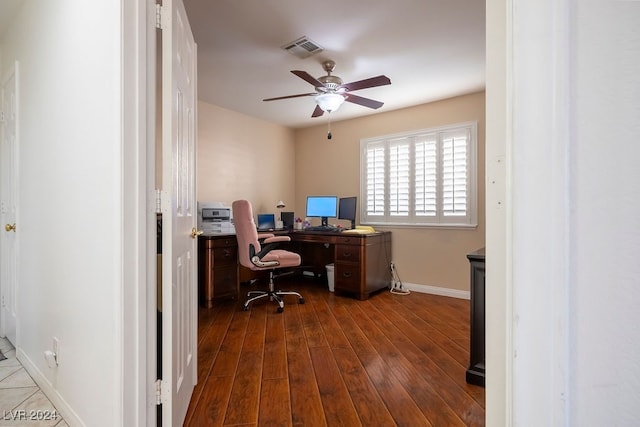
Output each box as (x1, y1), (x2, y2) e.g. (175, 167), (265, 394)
(4, 223), (16, 232)
(191, 227), (203, 238)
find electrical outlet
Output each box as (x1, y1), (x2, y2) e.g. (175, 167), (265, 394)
(52, 337), (59, 364)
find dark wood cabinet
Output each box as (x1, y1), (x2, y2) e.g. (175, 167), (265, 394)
(335, 233), (391, 299)
(291, 231), (392, 300)
(466, 247), (485, 386)
(198, 234), (239, 308)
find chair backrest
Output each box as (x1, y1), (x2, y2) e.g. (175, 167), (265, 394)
(232, 199), (261, 269)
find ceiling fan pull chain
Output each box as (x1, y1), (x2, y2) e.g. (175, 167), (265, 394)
(327, 114), (332, 140)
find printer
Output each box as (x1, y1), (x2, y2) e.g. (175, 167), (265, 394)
(197, 202), (235, 234)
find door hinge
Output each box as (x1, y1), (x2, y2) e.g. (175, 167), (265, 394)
(156, 189), (170, 214)
(155, 4), (169, 30)
(0, 111), (5, 123)
(155, 4), (162, 29)
(155, 379), (168, 405)
(155, 189), (162, 214)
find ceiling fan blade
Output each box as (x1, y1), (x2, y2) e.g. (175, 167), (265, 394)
(311, 105), (324, 118)
(345, 93), (384, 109)
(341, 75), (391, 92)
(263, 93), (317, 102)
(291, 70), (324, 88)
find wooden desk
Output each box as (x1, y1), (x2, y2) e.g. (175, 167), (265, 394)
(290, 230), (392, 300)
(466, 247), (485, 386)
(198, 230), (392, 307)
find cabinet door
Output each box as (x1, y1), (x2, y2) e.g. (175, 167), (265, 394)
(214, 264), (239, 299)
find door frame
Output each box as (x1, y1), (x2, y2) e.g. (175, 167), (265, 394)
(122, 0), (198, 425)
(121, 0), (159, 425)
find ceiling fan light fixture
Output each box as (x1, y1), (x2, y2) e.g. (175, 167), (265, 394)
(315, 93), (345, 113)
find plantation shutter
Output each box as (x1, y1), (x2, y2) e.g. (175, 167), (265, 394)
(366, 142), (385, 216)
(442, 129), (469, 217)
(389, 139), (410, 216)
(360, 121), (476, 227)
(415, 135), (437, 217)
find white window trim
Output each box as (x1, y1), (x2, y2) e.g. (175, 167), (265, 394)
(360, 121), (478, 228)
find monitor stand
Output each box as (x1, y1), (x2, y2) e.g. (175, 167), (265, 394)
(321, 216), (328, 227)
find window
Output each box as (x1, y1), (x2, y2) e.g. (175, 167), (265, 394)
(360, 122), (477, 227)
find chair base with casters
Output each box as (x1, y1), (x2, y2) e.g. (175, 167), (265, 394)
(243, 270), (305, 312)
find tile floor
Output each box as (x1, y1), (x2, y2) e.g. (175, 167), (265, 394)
(0, 337), (67, 426)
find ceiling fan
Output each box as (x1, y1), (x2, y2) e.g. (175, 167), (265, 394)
(263, 60), (391, 118)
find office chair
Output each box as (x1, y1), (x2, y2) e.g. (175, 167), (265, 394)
(232, 199), (305, 312)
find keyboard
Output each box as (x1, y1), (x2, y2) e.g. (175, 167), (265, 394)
(304, 225), (341, 232)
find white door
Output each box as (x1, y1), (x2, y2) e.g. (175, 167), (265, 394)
(160, 0), (198, 425)
(0, 62), (18, 346)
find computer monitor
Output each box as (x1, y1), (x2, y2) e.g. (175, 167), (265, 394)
(257, 213), (276, 231)
(281, 211), (295, 229)
(306, 196), (338, 227)
(338, 196), (357, 229)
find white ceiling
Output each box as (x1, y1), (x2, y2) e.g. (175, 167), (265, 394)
(0, 1), (486, 129)
(184, 0), (486, 129)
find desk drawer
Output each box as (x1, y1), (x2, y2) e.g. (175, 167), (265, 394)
(291, 233), (336, 244)
(213, 246), (237, 266)
(212, 237), (237, 247)
(335, 236), (363, 245)
(334, 264), (361, 292)
(335, 245), (361, 263)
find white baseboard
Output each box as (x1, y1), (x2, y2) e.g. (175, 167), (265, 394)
(16, 347), (84, 427)
(400, 282), (470, 300)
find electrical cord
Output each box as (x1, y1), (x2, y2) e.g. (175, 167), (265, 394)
(377, 231), (408, 295)
(389, 262), (410, 295)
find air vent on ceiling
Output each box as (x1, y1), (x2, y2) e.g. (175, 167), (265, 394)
(281, 36), (324, 59)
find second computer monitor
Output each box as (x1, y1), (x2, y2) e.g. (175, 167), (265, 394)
(338, 196), (357, 229)
(306, 196), (338, 227)
(281, 211), (295, 229)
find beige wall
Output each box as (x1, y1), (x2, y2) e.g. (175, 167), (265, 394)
(294, 92), (486, 293)
(196, 101), (296, 215)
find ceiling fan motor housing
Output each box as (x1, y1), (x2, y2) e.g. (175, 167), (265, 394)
(318, 75), (343, 92)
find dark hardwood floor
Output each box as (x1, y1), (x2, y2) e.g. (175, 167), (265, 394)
(185, 277), (485, 426)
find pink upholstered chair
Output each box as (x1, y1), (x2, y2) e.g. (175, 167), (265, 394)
(232, 199), (304, 312)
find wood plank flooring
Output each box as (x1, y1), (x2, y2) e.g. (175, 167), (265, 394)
(185, 278), (485, 426)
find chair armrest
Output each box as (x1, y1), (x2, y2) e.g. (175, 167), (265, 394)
(263, 236), (291, 244)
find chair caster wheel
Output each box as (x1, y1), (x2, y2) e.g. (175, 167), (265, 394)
(277, 307), (284, 313)
(299, 298), (305, 304)
(243, 305), (249, 311)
